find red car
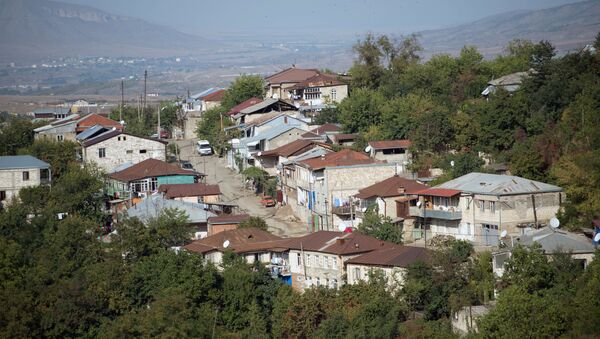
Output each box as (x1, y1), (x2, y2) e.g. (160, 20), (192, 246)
(261, 195), (276, 207)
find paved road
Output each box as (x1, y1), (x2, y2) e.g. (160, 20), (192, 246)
(176, 140), (308, 237)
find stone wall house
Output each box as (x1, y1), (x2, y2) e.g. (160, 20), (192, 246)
(282, 149), (408, 231)
(410, 172), (564, 246)
(158, 183), (221, 204)
(207, 214), (251, 236)
(82, 130), (167, 173)
(200, 89), (225, 112)
(264, 67), (320, 100)
(232, 98), (298, 125)
(0, 155), (51, 203)
(285, 72), (349, 106)
(346, 245), (431, 288)
(255, 139), (332, 176)
(366, 140), (412, 165)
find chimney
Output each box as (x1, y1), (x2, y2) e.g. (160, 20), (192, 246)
(336, 238), (345, 246)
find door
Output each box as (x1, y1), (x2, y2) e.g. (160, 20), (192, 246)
(483, 224), (499, 246)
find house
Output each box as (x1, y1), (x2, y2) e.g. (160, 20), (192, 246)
(31, 107), (71, 121)
(228, 125), (309, 171)
(239, 112), (308, 139)
(353, 175), (428, 240)
(492, 227), (596, 277)
(281, 149), (406, 231)
(285, 72), (348, 106)
(329, 133), (358, 146)
(81, 129), (167, 173)
(0, 155), (51, 204)
(301, 123), (341, 141)
(346, 245), (431, 287)
(207, 214), (251, 236)
(184, 227), (284, 265)
(410, 172), (563, 246)
(225, 97), (263, 117)
(158, 183), (221, 204)
(286, 231), (391, 291)
(34, 113), (123, 142)
(481, 70), (533, 96)
(107, 158), (203, 200)
(232, 98), (298, 125)
(126, 194), (216, 239)
(201, 89), (226, 112)
(255, 139), (332, 176)
(366, 140), (411, 165)
(264, 67), (319, 100)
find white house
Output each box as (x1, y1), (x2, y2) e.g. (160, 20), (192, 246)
(0, 155), (51, 203)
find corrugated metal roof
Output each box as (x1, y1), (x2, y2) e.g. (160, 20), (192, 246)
(436, 172), (562, 196)
(75, 124), (109, 140)
(355, 175), (428, 199)
(513, 227), (595, 254)
(126, 194), (216, 224)
(346, 245), (431, 268)
(0, 155), (50, 170)
(240, 125), (303, 146)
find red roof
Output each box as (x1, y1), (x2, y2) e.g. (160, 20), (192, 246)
(288, 73), (344, 90)
(284, 231), (394, 255)
(300, 149), (377, 170)
(355, 175), (429, 199)
(208, 214), (251, 225)
(109, 158), (198, 182)
(259, 139), (331, 158)
(368, 140), (411, 150)
(76, 113), (122, 132)
(309, 123), (341, 135)
(184, 228), (281, 254)
(416, 188), (462, 197)
(158, 183), (221, 199)
(265, 67), (319, 85)
(202, 89), (226, 102)
(226, 97), (263, 116)
(346, 245), (431, 268)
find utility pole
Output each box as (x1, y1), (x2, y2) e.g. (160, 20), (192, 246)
(120, 80), (124, 121)
(157, 104), (161, 140)
(143, 70), (147, 111)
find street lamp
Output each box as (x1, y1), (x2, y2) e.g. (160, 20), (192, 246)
(157, 105), (167, 140)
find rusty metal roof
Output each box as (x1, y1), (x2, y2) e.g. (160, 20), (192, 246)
(355, 175), (429, 199)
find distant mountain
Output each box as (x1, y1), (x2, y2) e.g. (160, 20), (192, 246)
(418, 0), (600, 56)
(0, 0), (217, 62)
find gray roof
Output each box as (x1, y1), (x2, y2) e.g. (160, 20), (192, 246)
(239, 98), (279, 114)
(191, 87), (220, 100)
(0, 155), (50, 170)
(488, 71), (530, 86)
(513, 227), (595, 254)
(241, 125), (303, 146)
(126, 194), (216, 224)
(75, 124), (109, 140)
(282, 147), (331, 166)
(436, 172), (562, 196)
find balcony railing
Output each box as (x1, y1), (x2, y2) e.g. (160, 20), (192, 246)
(409, 206), (462, 220)
(331, 205), (353, 215)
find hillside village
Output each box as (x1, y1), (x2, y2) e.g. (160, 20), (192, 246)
(1, 32), (600, 338)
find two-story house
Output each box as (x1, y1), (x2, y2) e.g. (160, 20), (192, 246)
(0, 155), (51, 204)
(282, 149), (403, 231)
(264, 67), (319, 100)
(366, 140), (411, 165)
(410, 172), (563, 246)
(255, 139), (332, 176)
(158, 183), (221, 204)
(285, 72), (349, 107)
(81, 129), (167, 173)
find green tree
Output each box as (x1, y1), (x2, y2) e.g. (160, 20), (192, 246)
(0, 117), (35, 156)
(18, 140), (78, 179)
(221, 75), (265, 110)
(239, 216), (269, 231)
(338, 88), (385, 133)
(357, 208), (403, 244)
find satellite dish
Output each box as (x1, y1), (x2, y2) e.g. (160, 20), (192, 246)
(450, 160), (455, 167)
(257, 152), (262, 156)
(416, 201), (422, 207)
(549, 217), (560, 229)
(500, 230), (507, 238)
(338, 223), (346, 232)
(594, 233), (600, 243)
(223, 240), (230, 248)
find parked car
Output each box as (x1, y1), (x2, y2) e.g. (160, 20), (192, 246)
(197, 140), (213, 156)
(180, 160), (194, 171)
(261, 195), (276, 207)
(151, 130), (170, 139)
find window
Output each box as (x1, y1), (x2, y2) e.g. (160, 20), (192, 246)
(56, 134), (64, 141)
(139, 149), (147, 154)
(126, 150), (133, 154)
(123, 136), (127, 141)
(315, 277), (320, 286)
(306, 254), (311, 267)
(98, 148), (106, 158)
(331, 88), (337, 100)
(332, 258), (338, 270)
(479, 200), (484, 212)
(315, 255), (319, 267)
(304, 87), (321, 100)
(489, 201), (496, 213)
(22, 171), (29, 181)
(331, 278), (338, 289)
(0, 191), (6, 201)
(296, 253), (301, 266)
(353, 267), (361, 281)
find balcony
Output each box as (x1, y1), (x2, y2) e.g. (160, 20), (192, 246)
(331, 205), (353, 215)
(409, 206), (462, 220)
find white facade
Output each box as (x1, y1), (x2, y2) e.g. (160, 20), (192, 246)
(0, 167), (50, 202)
(289, 249), (344, 290)
(83, 134), (167, 172)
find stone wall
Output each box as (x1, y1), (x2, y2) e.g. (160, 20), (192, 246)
(84, 134), (166, 172)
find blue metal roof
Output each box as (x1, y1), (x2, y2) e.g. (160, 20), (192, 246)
(126, 194), (216, 224)
(0, 155), (50, 170)
(75, 124), (109, 140)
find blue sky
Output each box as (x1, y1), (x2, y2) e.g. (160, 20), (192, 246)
(62, 0), (582, 36)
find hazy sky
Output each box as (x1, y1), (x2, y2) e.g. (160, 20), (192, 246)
(61, 0), (582, 37)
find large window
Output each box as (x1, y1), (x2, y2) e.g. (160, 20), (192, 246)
(304, 87), (321, 100)
(98, 148), (106, 158)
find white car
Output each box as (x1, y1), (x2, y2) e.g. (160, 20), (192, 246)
(197, 140), (213, 156)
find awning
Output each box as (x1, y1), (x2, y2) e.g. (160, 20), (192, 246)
(246, 140), (260, 147)
(415, 188), (462, 197)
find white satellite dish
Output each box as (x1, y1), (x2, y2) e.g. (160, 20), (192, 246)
(450, 160), (455, 167)
(223, 240), (230, 248)
(338, 223), (346, 232)
(416, 201), (422, 207)
(500, 230), (507, 238)
(594, 233), (600, 243)
(549, 217), (560, 229)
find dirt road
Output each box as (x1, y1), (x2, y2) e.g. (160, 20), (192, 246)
(177, 140), (308, 237)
